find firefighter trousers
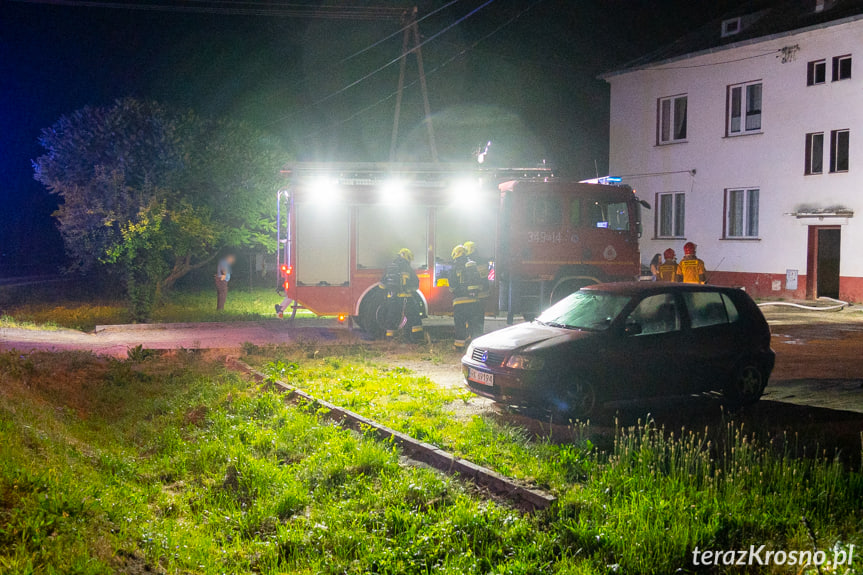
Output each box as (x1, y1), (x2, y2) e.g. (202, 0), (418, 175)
(471, 296), (488, 338)
(384, 296), (424, 342)
(453, 300), (478, 349)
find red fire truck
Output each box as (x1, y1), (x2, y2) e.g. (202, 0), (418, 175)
(275, 163), (650, 335)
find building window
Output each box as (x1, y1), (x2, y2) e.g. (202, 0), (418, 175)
(832, 55), (852, 81)
(656, 192), (685, 238)
(807, 59), (826, 85)
(727, 81), (762, 135)
(721, 17), (741, 37)
(830, 129), (850, 172)
(657, 95), (688, 144)
(725, 188), (759, 238)
(805, 132), (824, 175)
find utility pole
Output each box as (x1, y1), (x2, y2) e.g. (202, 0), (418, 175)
(390, 6), (438, 163)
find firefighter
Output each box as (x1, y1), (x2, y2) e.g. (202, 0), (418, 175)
(676, 242), (707, 284)
(658, 248), (678, 282)
(382, 248), (424, 342)
(450, 244), (482, 350)
(463, 240), (490, 337)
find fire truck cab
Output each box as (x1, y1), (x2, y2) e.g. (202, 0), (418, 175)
(276, 163), (648, 335)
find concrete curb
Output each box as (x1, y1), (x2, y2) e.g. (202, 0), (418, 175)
(226, 358), (556, 512)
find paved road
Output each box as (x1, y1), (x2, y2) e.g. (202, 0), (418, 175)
(3, 308), (863, 414)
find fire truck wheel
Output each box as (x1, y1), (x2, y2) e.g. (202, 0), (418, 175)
(550, 276), (601, 304)
(357, 287), (388, 339)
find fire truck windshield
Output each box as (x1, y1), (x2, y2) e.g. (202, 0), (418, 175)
(586, 200), (630, 231)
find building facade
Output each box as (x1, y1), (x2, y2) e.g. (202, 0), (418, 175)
(603, 1), (863, 301)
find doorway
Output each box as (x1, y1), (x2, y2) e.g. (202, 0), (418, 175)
(807, 226), (841, 299)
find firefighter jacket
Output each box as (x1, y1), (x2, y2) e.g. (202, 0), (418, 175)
(472, 253), (491, 299)
(658, 261), (678, 282)
(676, 256), (706, 284)
(382, 257), (419, 298)
(450, 256), (482, 305)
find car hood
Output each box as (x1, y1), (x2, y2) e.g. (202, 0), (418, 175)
(471, 322), (596, 353)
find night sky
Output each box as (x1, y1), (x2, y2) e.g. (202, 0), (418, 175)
(0, 0), (744, 274)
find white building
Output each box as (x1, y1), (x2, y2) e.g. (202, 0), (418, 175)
(602, 0), (863, 301)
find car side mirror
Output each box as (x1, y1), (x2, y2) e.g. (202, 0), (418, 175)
(624, 321), (642, 336)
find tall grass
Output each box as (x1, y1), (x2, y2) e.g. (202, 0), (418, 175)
(0, 286), (312, 330)
(1, 350), (861, 574)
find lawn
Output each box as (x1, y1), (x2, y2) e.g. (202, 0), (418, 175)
(0, 286), (313, 331)
(1, 348), (862, 574)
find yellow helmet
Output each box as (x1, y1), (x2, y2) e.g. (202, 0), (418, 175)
(463, 240), (476, 255)
(451, 244), (467, 260)
(398, 248), (414, 262)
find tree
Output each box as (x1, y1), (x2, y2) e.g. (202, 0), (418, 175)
(34, 98), (283, 320)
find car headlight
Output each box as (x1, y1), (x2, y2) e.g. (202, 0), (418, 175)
(505, 354), (545, 370)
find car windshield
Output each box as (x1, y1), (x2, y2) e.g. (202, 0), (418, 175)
(537, 291), (631, 331)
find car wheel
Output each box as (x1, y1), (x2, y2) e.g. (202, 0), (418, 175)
(725, 362), (765, 405)
(554, 379), (598, 420)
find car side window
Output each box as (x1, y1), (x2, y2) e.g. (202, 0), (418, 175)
(625, 293), (681, 336)
(682, 291), (729, 329)
(721, 293), (740, 323)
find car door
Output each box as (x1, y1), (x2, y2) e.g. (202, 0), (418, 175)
(678, 290), (740, 392)
(607, 292), (687, 399)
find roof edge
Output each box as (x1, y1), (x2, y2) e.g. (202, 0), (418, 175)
(599, 12), (863, 81)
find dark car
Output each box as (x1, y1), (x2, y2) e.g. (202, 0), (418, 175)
(462, 282), (775, 418)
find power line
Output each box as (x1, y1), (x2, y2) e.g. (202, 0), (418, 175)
(337, 0), (462, 66)
(266, 0), (497, 128)
(9, 0), (406, 19)
(302, 0), (546, 139)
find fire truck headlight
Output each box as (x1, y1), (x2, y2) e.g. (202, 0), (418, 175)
(380, 179), (406, 204)
(505, 354), (545, 371)
(311, 177), (339, 204)
(451, 177), (482, 207)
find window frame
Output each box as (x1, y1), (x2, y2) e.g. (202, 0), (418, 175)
(726, 80), (762, 136)
(657, 94), (688, 145)
(721, 17), (741, 38)
(832, 54), (852, 82)
(829, 129), (850, 173)
(723, 187), (760, 239)
(807, 59), (826, 86)
(805, 132), (824, 175)
(655, 191), (686, 239)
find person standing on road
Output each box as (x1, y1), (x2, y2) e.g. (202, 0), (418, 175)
(215, 254), (236, 311)
(463, 240), (490, 337)
(450, 244), (482, 350)
(382, 248), (424, 342)
(676, 242), (707, 284)
(649, 253), (662, 280)
(658, 249), (678, 282)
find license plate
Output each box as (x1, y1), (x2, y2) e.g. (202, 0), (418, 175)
(468, 368), (494, 386)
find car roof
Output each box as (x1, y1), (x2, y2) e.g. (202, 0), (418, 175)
(582, 281), (744, 297)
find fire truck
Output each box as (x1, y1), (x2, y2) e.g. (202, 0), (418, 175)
(275, 163), (650, 335)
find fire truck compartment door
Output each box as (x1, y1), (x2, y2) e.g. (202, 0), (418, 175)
(296, 203), (350, 286)
(357, 205), (428, 270)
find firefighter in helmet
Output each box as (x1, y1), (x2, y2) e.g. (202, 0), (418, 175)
(658, 248), (678, 282)
(676, 242), (707, 284)
(463, 240), (489, 337)
(450, 244), (482, 350)
(382, 248), (424, 342)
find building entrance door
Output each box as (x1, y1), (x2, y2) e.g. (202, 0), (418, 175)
(807, 226), (841, 299)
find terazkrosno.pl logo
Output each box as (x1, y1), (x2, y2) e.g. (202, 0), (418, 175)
(692, 545), (855, 569)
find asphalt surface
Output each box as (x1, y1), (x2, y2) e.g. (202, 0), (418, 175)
(2, 307), (863, 416)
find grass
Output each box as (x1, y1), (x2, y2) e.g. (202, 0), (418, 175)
(1, 349), (862, 574)
(0, 286), (315, 331)
(250, 347), (863, 573)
